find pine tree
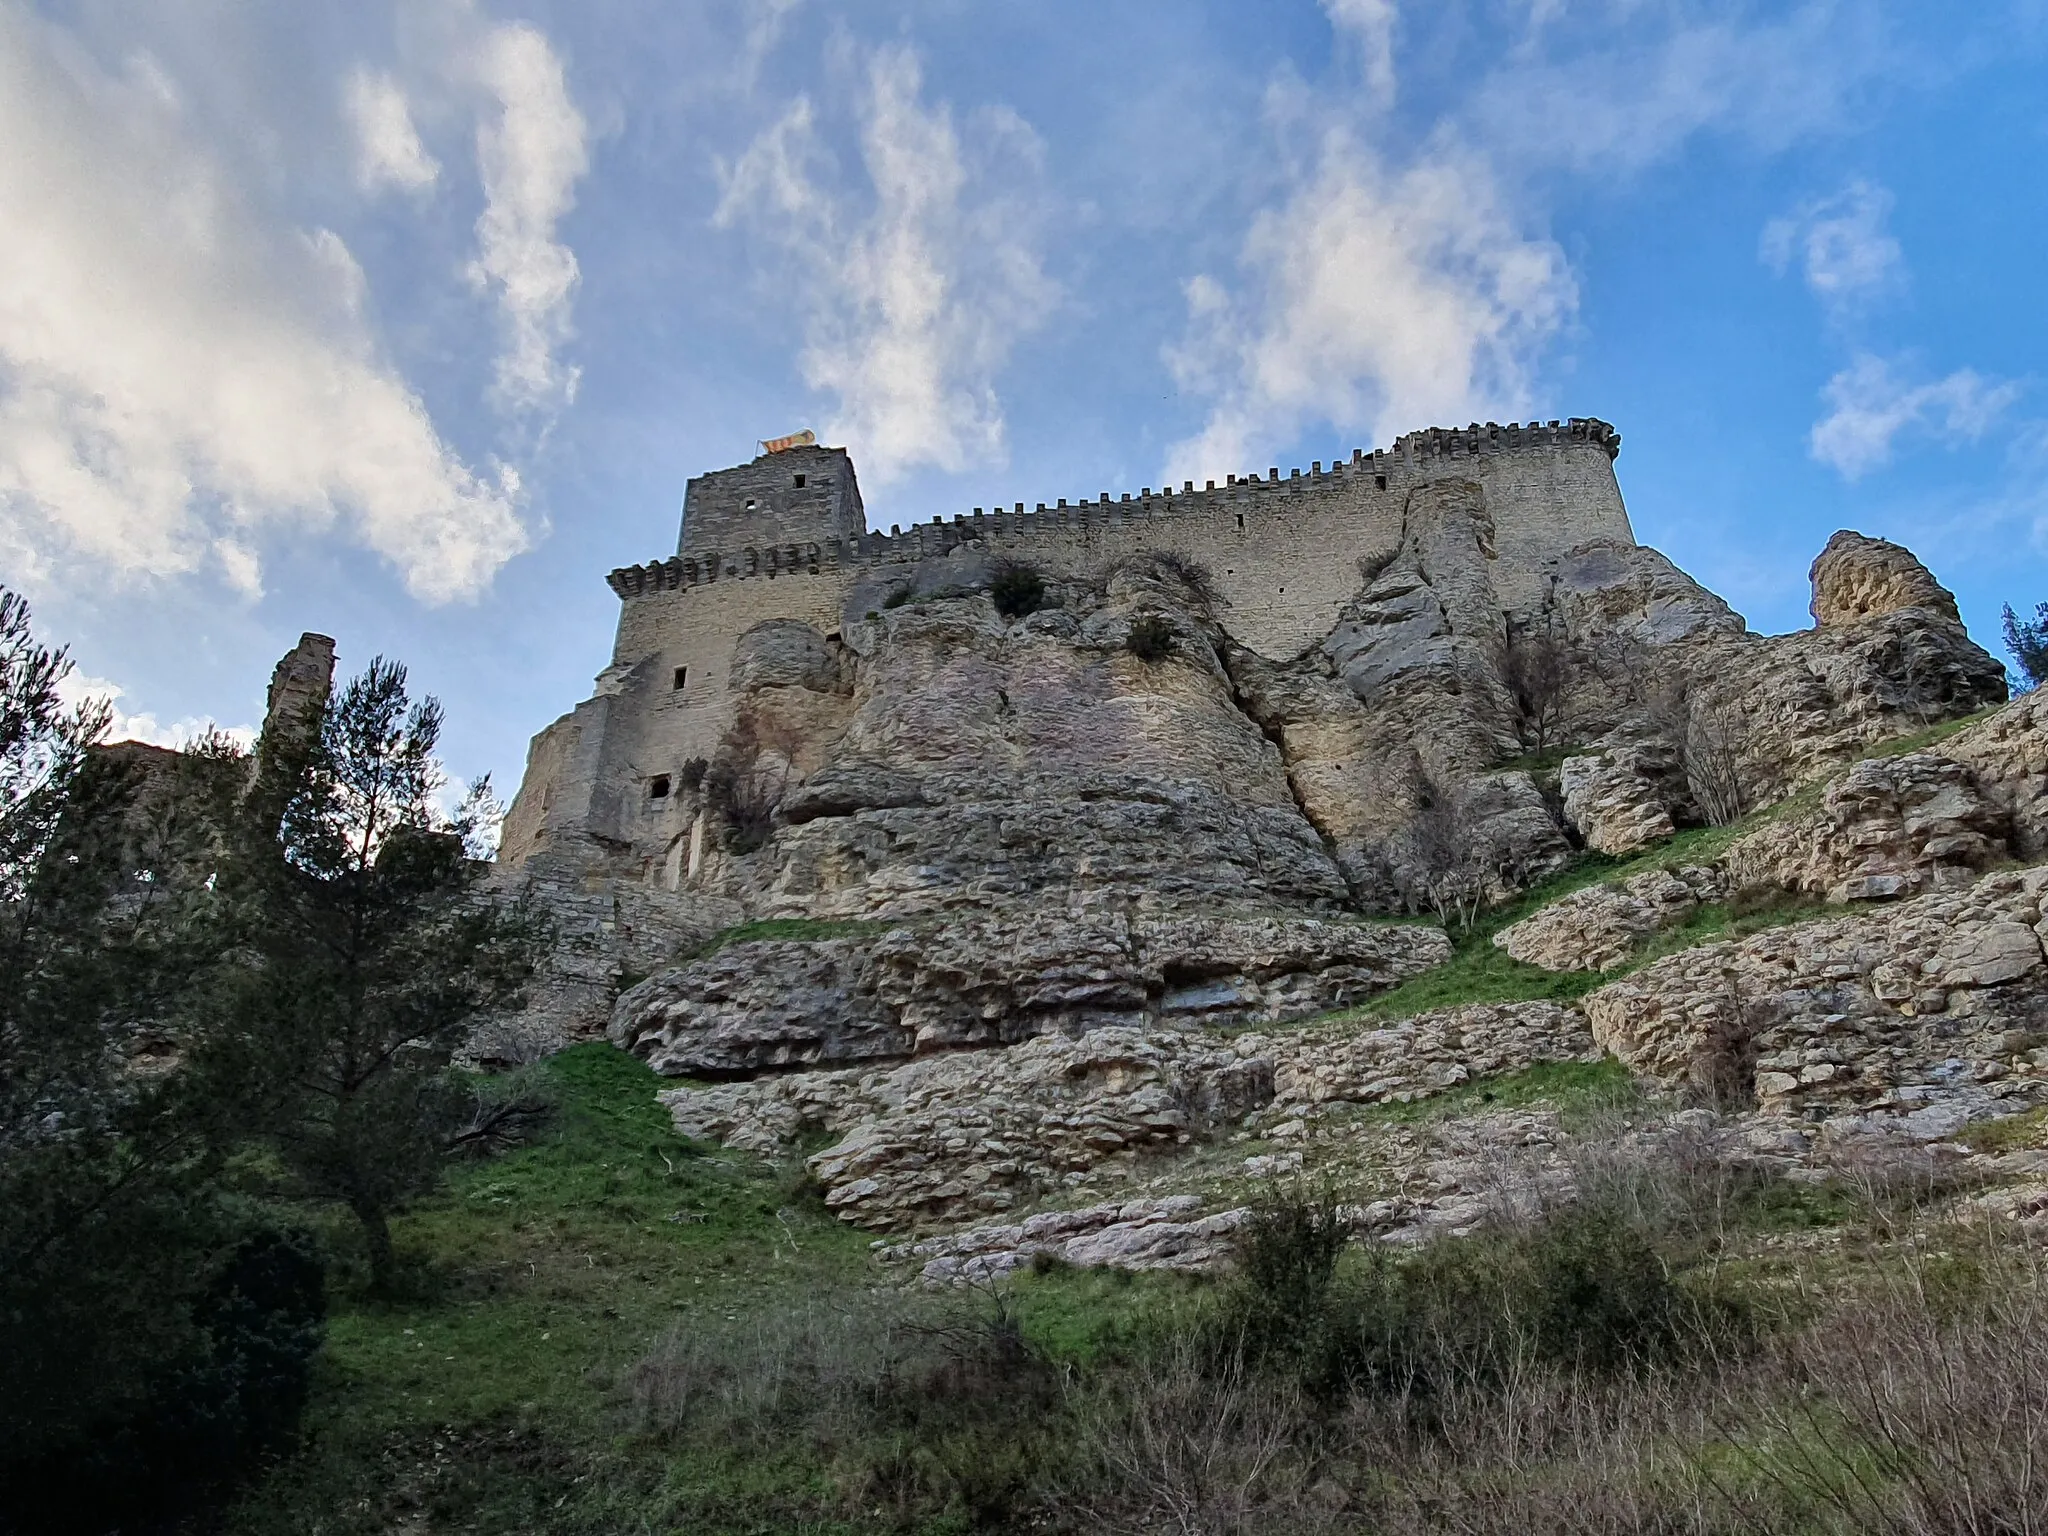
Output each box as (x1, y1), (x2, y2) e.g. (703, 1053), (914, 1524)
(217, 656), (540, 1290)
(2004, 602), (2048, 692)
(0, 589), (321, 1529)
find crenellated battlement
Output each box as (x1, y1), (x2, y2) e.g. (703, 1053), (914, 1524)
(607, 418), (1620, 600)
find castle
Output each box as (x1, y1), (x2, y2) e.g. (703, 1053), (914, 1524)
(498, 418), (1632, 882)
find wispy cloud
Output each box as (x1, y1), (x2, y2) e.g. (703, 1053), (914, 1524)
(57, 670), (255, 752)
(0, 7), (527, 604)
(345, 66), (439, 194)
(1323, 0), (1399, 102)
(715, 44), (1054, 487)
(463, 18), (590, 418)
(1164, 124), (1573, 483)
(1762, 178), (1903, 317)
(1810, 353), (2019, 479)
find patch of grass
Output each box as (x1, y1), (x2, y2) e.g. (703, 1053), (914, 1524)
(689, 916), (895, 961)
(1357, 943), (1605, 1020)
(1339, 1056), (1642, 1131)
(221, 1043), (875, 1533)
(1959, 1105), (2048, 1155)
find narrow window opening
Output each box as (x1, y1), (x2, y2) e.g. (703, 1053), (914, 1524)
(1235, 513), (1244, 530)
(793, 473), (806, 487)
(744, 497), (756, 509)
(649, 775), (672, 801)
(673, 666), (688, 690)
(1374, 474), (1387, 491)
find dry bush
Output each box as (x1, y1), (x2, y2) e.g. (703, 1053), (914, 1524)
(990, 558), (1047, 619)
(1068, 1346), (1323, 1536)
(1645, 678), (1754, 827)
(1127, 615), (1175, 663)
(1491, 618), (1578, 752)
(1729, 1230), (2048, 1534)
(702, 712), (802, 854)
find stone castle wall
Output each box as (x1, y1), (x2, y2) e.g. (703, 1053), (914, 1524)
(499, 419), (1630, 873)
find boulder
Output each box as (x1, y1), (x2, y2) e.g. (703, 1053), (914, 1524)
(1723, 751), (2008, 902)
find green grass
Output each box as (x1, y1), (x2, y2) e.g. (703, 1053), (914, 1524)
(223, 1043), (878, 1533)
(690, 916), (896, 960)
(1340, 1056), (1643, 1131)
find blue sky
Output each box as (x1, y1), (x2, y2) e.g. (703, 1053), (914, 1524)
(3, 0), (2045, 803)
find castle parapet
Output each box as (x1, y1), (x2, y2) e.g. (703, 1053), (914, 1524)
(606, 417), (1622, 602)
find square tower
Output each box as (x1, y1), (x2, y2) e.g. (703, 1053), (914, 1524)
(677, 444), (866, 559)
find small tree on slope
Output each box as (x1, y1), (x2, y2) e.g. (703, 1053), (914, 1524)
(2004, 603), (2048, 692)
(216, 656), (539, 1291)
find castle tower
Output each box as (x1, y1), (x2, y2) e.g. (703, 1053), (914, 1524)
(677, 443), (866, 559)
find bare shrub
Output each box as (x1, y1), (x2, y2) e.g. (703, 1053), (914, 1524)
(1491, 618), (1578, 752)
(703, 712), (801, 855)
(1400, 771), (1492, 930)
(1069, 1345), (1322, 1536)
(1730, 1230), (2048, 1534)
(1646, 678), (1753, 827)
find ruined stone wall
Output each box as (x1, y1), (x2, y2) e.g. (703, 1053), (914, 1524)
(500, 420), (1631, 871)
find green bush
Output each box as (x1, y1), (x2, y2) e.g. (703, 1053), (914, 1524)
(989, 561), (1045, 619)
(1125, 615), (1174, 662)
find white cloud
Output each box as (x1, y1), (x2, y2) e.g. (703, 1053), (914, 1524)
(1324, 0), (1399, 101)
(0, 8), (527, 604)
(1463, 3), (1889, 178)
(1163, 125), (1574, 484)
(56, 671), (256, 752)
(1810, 353), (2019, 479)
(715, 44), (1054, 486)
(463, 19), (589, 416)
(1762, 179), (1903, 314)
(345, 67), (439, 194)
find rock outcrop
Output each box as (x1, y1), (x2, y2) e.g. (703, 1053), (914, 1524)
(656, 999), (1594, 1230)
(1583, 866), (2048, 1134)
(612, 912), (1451, 1077)
(1492, 866), (1727, 974)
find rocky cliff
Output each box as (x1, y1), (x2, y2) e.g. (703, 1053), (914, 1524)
(535, 524), (2048, 1272)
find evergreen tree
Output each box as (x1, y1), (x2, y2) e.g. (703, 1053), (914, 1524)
(217, 656), (539, 1290)
(0, 590), (322, 1532)
(2004, 602), (2048, 692)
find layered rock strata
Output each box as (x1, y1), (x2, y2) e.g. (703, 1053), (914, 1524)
(612, 912), (1451, 1077)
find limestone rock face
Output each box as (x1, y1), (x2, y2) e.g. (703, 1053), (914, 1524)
(658, 998), (1593, 1230)
(611, 911), (1452, 1077)
(1810, 530), (1964, 628)
(1583, 867), (2048, 1129)
(1559, 744), (1682, 855)
(712, 569), (1351, 920)
(1493, 866), (1728, 974)
(1724, 752), (2009, 903)
(728, 620), (853, 694)
(1943, 690), (2048, 859)
(1547, 540), (1746, 647)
